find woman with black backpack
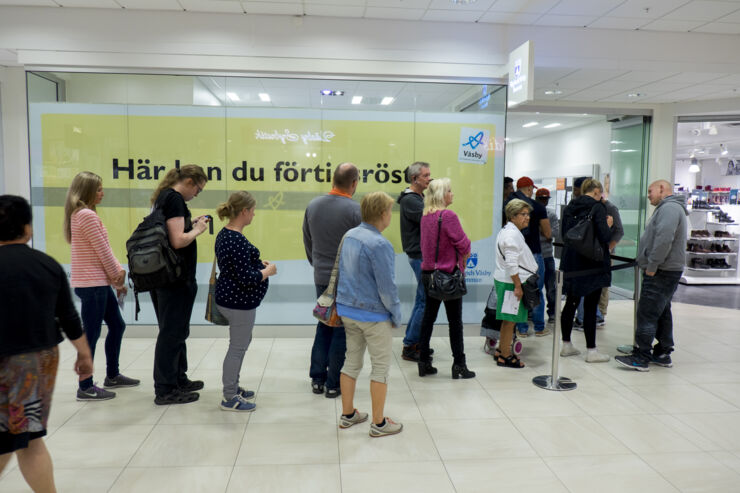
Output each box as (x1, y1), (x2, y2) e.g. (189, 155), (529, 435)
(150, 165), (210, 405)
(560, 178), (613, 363)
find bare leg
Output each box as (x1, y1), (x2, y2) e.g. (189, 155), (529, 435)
(500, 321), (515, 357)
(15, 438), (57, 493)
(0, 451), (13, 475)
(370, 380), (388, 425)
(340, 373), (356, 416)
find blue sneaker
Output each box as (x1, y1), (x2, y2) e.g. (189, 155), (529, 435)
(220, 395), (256, 412)
(615, 354), (650, 372)
(238, 387), (255, 399)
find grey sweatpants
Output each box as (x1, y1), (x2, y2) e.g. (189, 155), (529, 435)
(217, 305), (256, 400)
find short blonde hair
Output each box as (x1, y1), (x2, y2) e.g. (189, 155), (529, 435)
(505, 199), (532, 220)
(581, 178), (603, 196)
(216, 191), (256, 221)
(423, 177), (451, 215)
(361, 191), (394, 223)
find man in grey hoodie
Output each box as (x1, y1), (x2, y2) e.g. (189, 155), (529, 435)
(616, 180), (687, 371)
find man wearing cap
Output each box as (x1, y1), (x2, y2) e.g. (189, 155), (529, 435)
(506, 177), (552, 336)
(535, 188), (559, 327)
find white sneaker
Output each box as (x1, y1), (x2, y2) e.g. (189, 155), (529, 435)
(585, 350), (610, 363)
(369, 417), (403, 437)
(560, 343), (581, 357)
(339, 409), (369, 429)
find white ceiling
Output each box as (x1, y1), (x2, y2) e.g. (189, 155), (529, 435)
(505, 111), (603, 143)
(4, 0), (740, 35)
(676, 120), (740, 160)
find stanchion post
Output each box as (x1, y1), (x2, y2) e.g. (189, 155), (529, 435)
(532, 269), (576, 391)
(618, 262), (641, 354)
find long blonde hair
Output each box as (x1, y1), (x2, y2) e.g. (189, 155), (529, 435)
(423, 177), (451, 215)
(151, 165), (208, 205)
(63, 171), (102, 243)
(216, 191), (256, 221)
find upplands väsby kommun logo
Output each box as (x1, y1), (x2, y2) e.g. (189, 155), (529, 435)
(458, 127), (489, 165)
(466, 253), (478, 269)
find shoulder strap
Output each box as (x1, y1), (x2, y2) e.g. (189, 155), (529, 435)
(210, 257), (218, 283)
(326, 233), (348, 295)
(434, 211), (443, 267)
(497, 242), (537, 276)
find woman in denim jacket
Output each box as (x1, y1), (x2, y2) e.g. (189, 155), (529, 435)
(335, 192), (403, 438)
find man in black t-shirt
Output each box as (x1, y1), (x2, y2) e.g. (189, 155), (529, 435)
(506, 177), (551, 336)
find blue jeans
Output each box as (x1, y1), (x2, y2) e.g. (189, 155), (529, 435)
(543, 256), (556, 318)
(635, 270), (682, 358)
(74, 286), (126, 379)
(402, 257), (426, 347)
(517, 253), (545, 334)
(309, 284), (346, 390)
(576, 298), (603, 323)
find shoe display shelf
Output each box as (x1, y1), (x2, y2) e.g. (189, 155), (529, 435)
(681, 207), (740, 285)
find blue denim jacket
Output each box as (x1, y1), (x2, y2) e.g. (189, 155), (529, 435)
(336, 223), (402, 327)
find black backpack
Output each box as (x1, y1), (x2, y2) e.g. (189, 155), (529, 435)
(126, 206), (182, 318)
(564, 205), (604, 262)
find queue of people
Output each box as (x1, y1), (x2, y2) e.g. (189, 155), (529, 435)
(0, 164), (686, 489)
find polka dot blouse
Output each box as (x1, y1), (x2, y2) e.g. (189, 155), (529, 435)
(214, 228), (269, 310)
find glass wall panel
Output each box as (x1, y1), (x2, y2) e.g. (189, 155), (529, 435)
(27, 72), (507, 324)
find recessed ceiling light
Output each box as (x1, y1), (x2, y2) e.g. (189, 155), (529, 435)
(450, 0), (477, 4)
(622, 149), (637, 153)
(522, 121), (538, 128)
(320, 89), (332, 96)
(258, 93), (271, 102)
(320, 89), (345, 96)
(627, 93), (643, 98)
(544, 90), (563, 95)
(380, 97), (394, 105)
(226, 92), (240, 102)
(351, 96), (363, 105)
(610, 140), (623, 144)
(721, 144), (729, 155)
(544, 123), (561, 129)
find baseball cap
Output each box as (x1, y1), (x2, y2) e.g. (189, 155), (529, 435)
(516, 176), (537, 189)
(535, 188), (551, 198)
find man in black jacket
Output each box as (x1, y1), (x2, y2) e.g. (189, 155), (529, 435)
(398, 162), (432, 361)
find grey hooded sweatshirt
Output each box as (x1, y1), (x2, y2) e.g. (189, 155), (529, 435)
(637, 194), (688, 273)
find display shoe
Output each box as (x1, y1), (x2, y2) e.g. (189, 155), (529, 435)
(451, 363), (476, 379)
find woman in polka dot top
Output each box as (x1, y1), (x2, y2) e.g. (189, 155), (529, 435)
(214, 191), (277, 412)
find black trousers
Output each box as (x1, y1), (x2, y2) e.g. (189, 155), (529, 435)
(561, 288), (601, 348)
(418, 287), (465, 365)
(151, 279), (197, 396)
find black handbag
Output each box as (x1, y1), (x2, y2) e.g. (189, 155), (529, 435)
(426, 211), (467, 301)
(564, 206), (604, 261)
(498, 244), (540, 311)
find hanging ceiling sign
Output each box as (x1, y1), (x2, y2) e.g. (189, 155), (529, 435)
(507, 41), (534, 108)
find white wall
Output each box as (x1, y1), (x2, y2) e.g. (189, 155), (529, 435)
(505, 120), (611, 180)
(0, 67), (29, 198)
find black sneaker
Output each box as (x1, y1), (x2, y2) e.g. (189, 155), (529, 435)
(311, 381), (324, 394)
(615, 354), (650, 372)
(154, 388), (199, 405)
(650, 349), (673, 368)
(104, 374), (141, 388)
(325, 387), (341, 399)
(401, 345), (421, 362)
(177, 379), (204, 392)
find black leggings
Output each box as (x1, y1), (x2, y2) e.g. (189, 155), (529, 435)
(561, 288), (601, 349)
(418, 292), (465, 365)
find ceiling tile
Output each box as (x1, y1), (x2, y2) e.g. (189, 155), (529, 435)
(553, 68), (630, 89)
(303, 0), (365, 4)
(534, 67), (578, 83)
(660, 72), (728, 84)
(662, 0), (740, 21)
(242, 2), (302, 15)
(428, 0), (495, 9)
(365, 7), (426, 19)
(585, 79), (644, 92)
(179, 0), (243, 13)
(535, 14), (598, 26)
(606, 0), (687, 19)
(587, 16), (648, 29)
(614, 71), (675, 83)
(710, 74), (740, 86)
(117, 0), (181, 10)
(422, 9), (482, 21)
(57, 0), (119, 7)
(692, 21), (740, 33)
(488, 0), (559, 14)
(628, 81), (694, 94)
(721, 9), (740, 22)
(640, 19), (705, 31)
(0, 0), (57, 5)
(304, 4), (365, 17)
(366, 0), (431, 7)
(477, 11), (540, 23)
(547, 0), (624, 16)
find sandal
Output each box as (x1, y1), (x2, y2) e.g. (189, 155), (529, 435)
(154, 389), (200, 405)
(496, 354), (525, 369)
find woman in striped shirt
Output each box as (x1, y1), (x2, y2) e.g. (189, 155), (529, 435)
(64, 171), (140, 401)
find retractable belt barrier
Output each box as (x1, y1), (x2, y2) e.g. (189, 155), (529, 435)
(533, 245), (640, 392)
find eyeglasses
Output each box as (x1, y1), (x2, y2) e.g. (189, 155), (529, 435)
(517, 212), (530, 217)
(194, 183), (204, 195)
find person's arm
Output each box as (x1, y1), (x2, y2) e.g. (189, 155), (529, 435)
(510, 273), (523, 300)
(78, 211), (125, 286)
(444, 212), (471, 261)
(402, 194), (423, 225)
(370, 241), (402, 327)
(302, 210), (313, 265)
(539, 218), (552, 240)
(68, 334), (94, 377)
(55, 270), (93, 376)
(221, 236), (269, 286)
(550, 211), (560, 243)
(592, 204), (612, 245)
(645, 207), (681, 274)
(609, 204), (624, 250)
(166, 216), (207, 249)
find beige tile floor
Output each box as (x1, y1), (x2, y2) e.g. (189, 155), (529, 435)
(2, 300), (740, 492)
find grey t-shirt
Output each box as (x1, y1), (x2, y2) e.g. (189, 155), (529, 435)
(302, 194), (362, 285)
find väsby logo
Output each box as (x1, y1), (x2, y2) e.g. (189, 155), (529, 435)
(458, 127), (489, 165)
(466, 253), (478, 269)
